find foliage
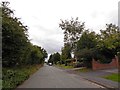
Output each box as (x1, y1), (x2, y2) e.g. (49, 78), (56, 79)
(61, 43), (71, 62)
(48, 52), (61, 64)
(76, 30), (97, 51)
(98, 24), (120, 55)
(75, 23), (120, 66)
(59, 17), (120, 67)
(56, 64), (74, 69)
(2, 65), (42, 90)
(74, 62), (84, 68)
(75, 30), (98, 67)
(1, 2), (48, 89)
(2, 1), (29, 67)
(96, 24), (120, 62)
(59, 17), (85, 51)
(28, 45), (43, 64)
(75, 48), (94, 68)
(1, 1), (48, 67)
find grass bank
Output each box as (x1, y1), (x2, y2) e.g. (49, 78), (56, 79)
(103, 73), (120, 82)
(0, 79), (2, 89)
(55, 64), (74, 69)
(2, 64), (42, 90)
(76, 68), (92, 72)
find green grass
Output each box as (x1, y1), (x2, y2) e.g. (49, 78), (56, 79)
(76, 68), (92, 72)
(2, 64), (42, 90)
(103, 73), (120, 82)
(63, 65), (74, 69)
(0, 79), (2, 89)
(56, 64), (74, 69)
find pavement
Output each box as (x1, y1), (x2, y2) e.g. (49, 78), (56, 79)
(65, 68), (120, 90)
(17, 64), (105, 88)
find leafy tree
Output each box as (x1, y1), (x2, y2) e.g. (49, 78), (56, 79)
(76, 30), (97, 51)
(2, 2), (29, 67)
(75, 48), (94, 68)
(59, 17), (85, 52)
(54, 52), (61, 64)
(76, 24), (120, 64)
(2, 2), (48, 89)
(61, 43), (71, 61)
(97, 24), (120, 62)
(2, 1), (48, 67)
(29, 45), (44, 64)
(36, 46), (48, 61)
(75, 30), (98, 67)
(48, 52), (60, 64)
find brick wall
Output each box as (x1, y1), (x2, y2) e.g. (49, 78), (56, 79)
(92, 56), (119, 70)
(116, 56), (120, 69)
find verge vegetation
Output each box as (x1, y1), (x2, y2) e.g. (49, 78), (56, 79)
(3, 65), (42, 90)
(103, 73), (120, 82)
(1, 2), (48, 89)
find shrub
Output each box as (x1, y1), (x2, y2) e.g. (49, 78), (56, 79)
(75, 49), (93, 68)
(74, 62), (84, 68)
(92, 48), (112, 63)
(2, 65), (41, 90)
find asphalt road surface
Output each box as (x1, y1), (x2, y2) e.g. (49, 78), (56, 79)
(18, 64), (104, 88)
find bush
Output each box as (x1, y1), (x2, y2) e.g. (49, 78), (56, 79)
(76, 49), (93, 68)
(74, 62), (84, 68)
(2, 65), (41, 90)
(93, 48), (112, 63)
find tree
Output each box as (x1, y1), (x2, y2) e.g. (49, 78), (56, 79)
(2, 2), (29, 67)
(75, 48), (94, 68)
(29, 45), (44, 64)
(61, 43), (71, 62)
(48, 52), (61, 64)
(36, 46), (48, 61)
(97, 23), (120, 62)
(54, 52), (61, 64)
(59, 17), (85, 52)
(75, 30), (98, 67)
(76, 30), (97, 51)
(2, 1), (48, 67)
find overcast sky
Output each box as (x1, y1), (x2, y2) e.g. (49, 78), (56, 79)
(1, 0), (119, 57)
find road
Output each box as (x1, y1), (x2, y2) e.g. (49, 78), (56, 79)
(18, 64), (104, 88)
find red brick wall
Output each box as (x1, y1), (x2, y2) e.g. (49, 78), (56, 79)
(116, 56), (120, 69)
(92, 57), (118, 70)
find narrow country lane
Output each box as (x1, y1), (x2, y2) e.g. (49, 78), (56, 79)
(17, 64), (104, 88)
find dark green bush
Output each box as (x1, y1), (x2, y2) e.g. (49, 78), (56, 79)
(75, 49), (93, 68)
(92, 48), (112, 63)
(74, 62), (84, 68)
(2, 65), (41, 90)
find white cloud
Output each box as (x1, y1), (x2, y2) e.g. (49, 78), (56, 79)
(2, 0), (119, 54)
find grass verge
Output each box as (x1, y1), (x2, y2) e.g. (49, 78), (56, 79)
(2, 64), (42, 90)
(0, 79), (2, 89)
(103, 73), (120, 82)
(56, 64), (74, 69)
(76, 68), (92, 72)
